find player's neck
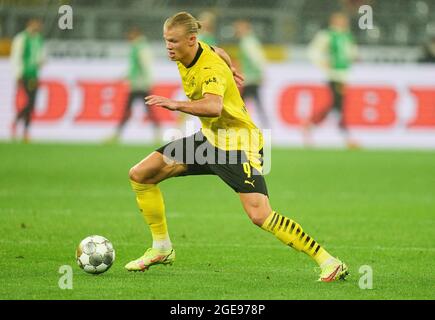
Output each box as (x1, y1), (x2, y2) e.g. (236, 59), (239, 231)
(180, 42), (200, 67)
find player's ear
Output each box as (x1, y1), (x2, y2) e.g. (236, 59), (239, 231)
(188, 33), (197, 46)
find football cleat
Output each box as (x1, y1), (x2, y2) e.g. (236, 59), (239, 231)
(318, 258), (349, 282)
(125, 248), (175, 272)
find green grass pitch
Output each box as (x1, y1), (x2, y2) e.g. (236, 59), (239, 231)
(0, 142), (434, 300)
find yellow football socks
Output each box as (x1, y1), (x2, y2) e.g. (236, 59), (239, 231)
(261, 211), (333, 266)
(130, 180), (171, 247)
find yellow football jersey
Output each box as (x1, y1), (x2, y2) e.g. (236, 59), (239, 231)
(176, 41), (263, 164)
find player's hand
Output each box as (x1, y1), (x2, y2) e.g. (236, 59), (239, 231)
(231, 67), (244, 87)
(145, 95), (179, 111)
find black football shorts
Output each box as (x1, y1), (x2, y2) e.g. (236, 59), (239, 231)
(155, 131), (268, 196)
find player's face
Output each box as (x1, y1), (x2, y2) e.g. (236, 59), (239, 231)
(163, 25), (196, 61)
(330, 14), (349, 31)
(234, 21), (250, 38)
(28, 19), (42, 34)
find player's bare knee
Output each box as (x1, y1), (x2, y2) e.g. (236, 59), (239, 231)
(248, 211), (268, 226)
(129, 166), (153, 184)
(240, 195), (268, 226)
(128, 166), (141, 182)
(245, 205), (267, 226)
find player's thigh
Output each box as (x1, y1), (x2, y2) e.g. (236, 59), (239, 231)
(129, 151), (187, 184)
(239, 192), (272, 226)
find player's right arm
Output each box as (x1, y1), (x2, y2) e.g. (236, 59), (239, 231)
(139, 43), (153, 75)
(145, 93), (223, 117)
(307, 30), (330, 70)
(146, 60), (228, 117)
(10, 33), (24, 82)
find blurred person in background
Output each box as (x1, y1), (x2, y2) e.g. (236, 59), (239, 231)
(108, 26), (158, 143)
(234, 19), (269, 129)
(306, 12), (358, 148)
(198, 10), (218, 46)
(418, 35), (435, 63)
(10, 18), (45, 143)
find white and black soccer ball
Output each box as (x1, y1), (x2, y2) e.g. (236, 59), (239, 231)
(76, 235), (115, 274)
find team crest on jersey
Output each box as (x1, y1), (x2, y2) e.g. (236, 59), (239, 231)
(188, 76), (196, 88)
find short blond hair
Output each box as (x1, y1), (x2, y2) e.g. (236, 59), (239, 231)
(164, 11), (202, 34)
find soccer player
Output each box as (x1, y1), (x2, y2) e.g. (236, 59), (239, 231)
(107, 27), (158, 143)
(10, 18), (45, 143)
(306, 12), (358, 148)
(125, 12), (349, 282)
(234, 19), (269, 129)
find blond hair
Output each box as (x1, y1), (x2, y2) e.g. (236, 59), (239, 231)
(164, 11), (202, 34)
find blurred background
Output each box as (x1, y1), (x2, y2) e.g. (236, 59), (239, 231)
(1, 0), (435, 148)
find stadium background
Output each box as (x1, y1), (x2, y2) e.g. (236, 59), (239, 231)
(1, 0), (435, 147)
(0, 0), (434, 301)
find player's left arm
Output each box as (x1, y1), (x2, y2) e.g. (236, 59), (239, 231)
(38, 38), (47, 68)
(145, 93), (223, 117)
(350, 39), (359, 63)
(211, 46), (244, 87)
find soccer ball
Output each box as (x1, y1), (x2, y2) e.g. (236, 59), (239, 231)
(76, 235), (115, 274)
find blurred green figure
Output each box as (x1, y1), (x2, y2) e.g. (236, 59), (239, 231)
(306, 12), (358, 148)
(198, 11), (218, 46)
(10, 18), (45, 143)
(108, 26), (158, 143)
(234, 19), (269, 129)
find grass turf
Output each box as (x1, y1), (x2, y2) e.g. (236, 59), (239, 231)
(0, 142), (434, 300)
